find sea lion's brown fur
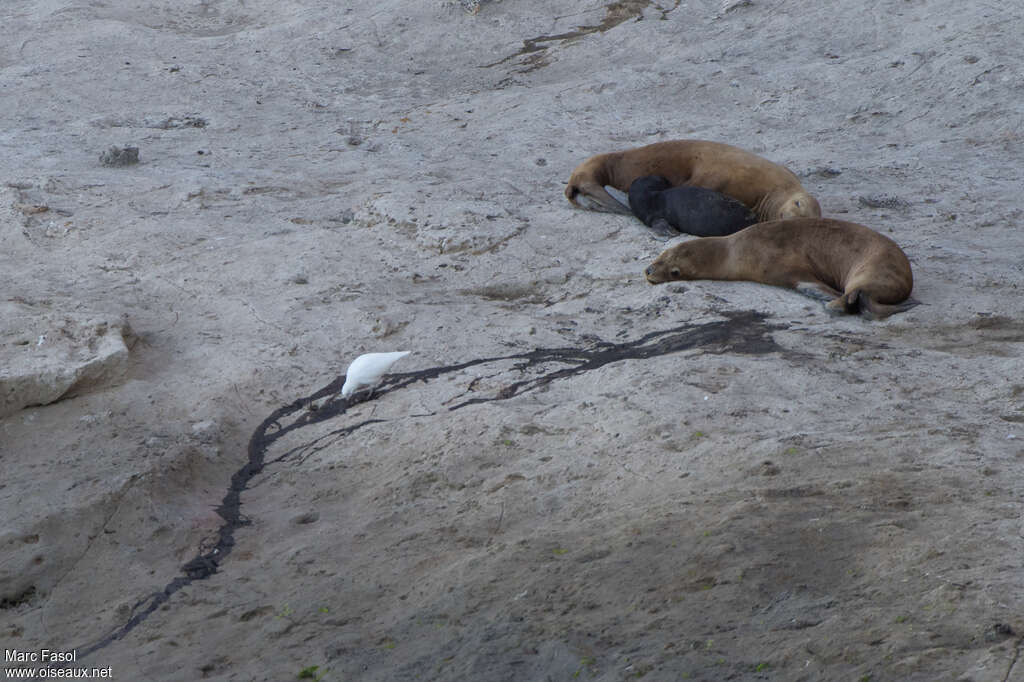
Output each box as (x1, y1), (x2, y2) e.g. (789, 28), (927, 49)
(565, 139), (821, 221)
(644, 218), (915, 320)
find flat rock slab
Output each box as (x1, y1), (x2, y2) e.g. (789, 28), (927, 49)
(0, 304), (131, 418)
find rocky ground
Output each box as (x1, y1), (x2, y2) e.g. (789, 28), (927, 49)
(2, 1), (1022, 680)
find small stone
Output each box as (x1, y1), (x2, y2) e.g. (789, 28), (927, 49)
(190, 420), (217, 442)
(99, 146), (139, 167)
(144, 114), (207, 129)
(858, 194), (909, 209)
(292, 512), (320, 525)
(811, 166), (842, 178)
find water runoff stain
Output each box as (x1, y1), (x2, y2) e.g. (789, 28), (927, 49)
(482, 1), (680, 71)
(71, 310), (785, 661)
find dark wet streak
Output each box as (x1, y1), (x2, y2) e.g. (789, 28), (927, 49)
(445, 309), (784, 409)
(73, 310), (785, 660)
(481, 0), (653, 69)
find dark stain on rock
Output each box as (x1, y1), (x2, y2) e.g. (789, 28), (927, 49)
(71, 310), (787, 661)
(0, 585), (37, 610)
(483, 1), (661, 71)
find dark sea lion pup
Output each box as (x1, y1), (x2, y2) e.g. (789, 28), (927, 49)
(628, 175), (758, 239)
(644, 218), (917, 320)
(565, 139), (821, 220)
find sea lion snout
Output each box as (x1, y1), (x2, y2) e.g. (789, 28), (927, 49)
(778, 191), (822, 219)
(644, 262), (674, 284)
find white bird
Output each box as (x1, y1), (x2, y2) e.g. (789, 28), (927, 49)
(341, 351), (411, 399)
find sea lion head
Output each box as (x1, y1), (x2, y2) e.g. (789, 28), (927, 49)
(564, 155), (611, 205)
(627, 175), (672, 224)
(644, 242), (699, 284)
(777, 190), (822, 219)
(628, 175), (672, 196)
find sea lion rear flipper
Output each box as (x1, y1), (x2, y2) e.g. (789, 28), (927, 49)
(857, 292), (920, 320)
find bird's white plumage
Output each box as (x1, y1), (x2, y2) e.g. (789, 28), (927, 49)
(341, 351), (411, 398)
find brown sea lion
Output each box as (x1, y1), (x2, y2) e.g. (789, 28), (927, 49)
(644, 218), (916, 320)
(565, 139), (821, 221)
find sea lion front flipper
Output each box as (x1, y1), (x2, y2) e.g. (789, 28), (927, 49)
(821, 290), (863, 316)
(824, 299), (848, 316)
(794, 281), (843, 303)
(646, 217), (679, 241)
(576, 194), (629, 213)
(603, 185), (630, 211)
(571, 182), (632, 214)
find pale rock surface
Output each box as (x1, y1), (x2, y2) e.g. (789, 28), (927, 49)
(0, 304), (132, 418)
(1, 1), (1023, 681)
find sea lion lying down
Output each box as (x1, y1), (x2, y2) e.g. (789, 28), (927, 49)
(566, 139), (821, 221)
(627, 175), (758, 239)
(644, 218), (916, 320)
